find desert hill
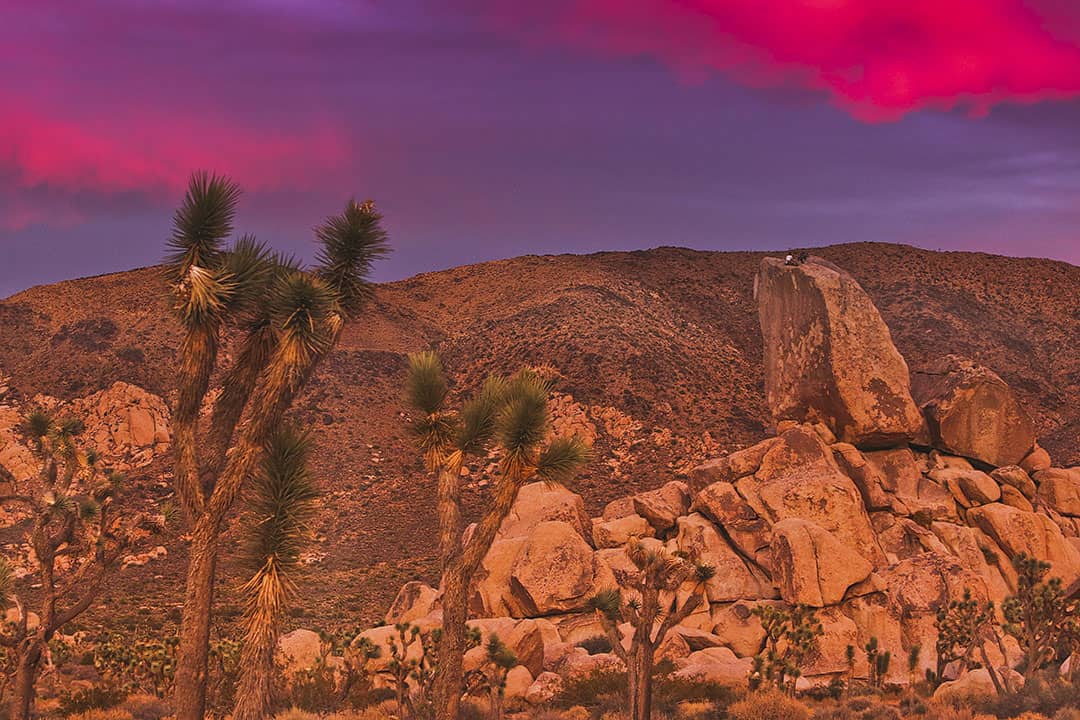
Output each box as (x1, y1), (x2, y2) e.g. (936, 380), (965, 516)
(1, 242), (1078, 632)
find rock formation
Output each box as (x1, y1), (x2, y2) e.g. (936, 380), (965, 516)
(369, 255), (1080, 703)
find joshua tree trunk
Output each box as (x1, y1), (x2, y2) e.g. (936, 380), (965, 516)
(628, 643), (654, 720)
(175, 517), (221, 720)
(12, 639), (44, 720)
(434, 566), (468, 720)
(232, 625), (277, 720)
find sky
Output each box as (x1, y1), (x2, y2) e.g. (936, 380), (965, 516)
(2, 0), (1080, 298)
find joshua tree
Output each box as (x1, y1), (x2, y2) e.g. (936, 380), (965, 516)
(465, 634), (518, 720)
(865, 637), (891, 689)
(166, 171), (388, 719)
(932, 587), (1006, 694)
(749, 603), (824, 696)
(1002, 553), (1078, 680)
(406, 352), (590, 720)
(233, 427), (320, 720)
(587, 538), (716, 720)
(0, 410), (163, 720)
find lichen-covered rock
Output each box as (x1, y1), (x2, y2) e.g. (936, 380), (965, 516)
(769, 518), (872, 606)
(591, 514), (653, 549)
(932, 468), (1001, 508)
(692, 480), (772, 560)
(510, 521), (615, 616)
(739, 427), (886, 567)
(385, 581), (438, 625)
(1035, 468), (1080, 517)
(671, 646), (753, 686)
(632, 480), (691, 532)
(991, 466), (1037, 500)
(673, 513), (765, 602)
(756, 256), (926, 447)
(968, 504), (1080, 585)
(525, 671), (564, 705)
(499, 482), (593, 542)
(711, 602), (768, 657)
(278, 629), (324, 676)
(912, 356), (1036, 468)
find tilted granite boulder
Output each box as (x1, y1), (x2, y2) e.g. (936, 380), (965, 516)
(498, 481), (593, 542)
(509, 521), (616, 616)
(911, 356), (1036, 468)
(1035, 468), (1080, 517)
(673, 513), (766, 602)
(769, 518), (872, 607)
(967, 503), (1080, 586)
(755, 256), (926, 447)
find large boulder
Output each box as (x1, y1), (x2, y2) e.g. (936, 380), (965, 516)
(755, 256), (925, 447)
(692, 480), (772, 561)
(1035, 469), (1080, 517)
(499, 482), (593, 542)
(911, 357), (1036, 468)
(69, 382), (171, 469)
(673, 514), (766, 602)
(278, 629), (324, 676)
(385, 582), (439, 625)
(591, 514), (653, 549)
(632, 481), (691, 533)
(769, 519), (872, 607)
(967, 504), (1080, 586)
(738, 427), (886, 567)
(510, 521), (615, 616)
(671, 647), (753, 687)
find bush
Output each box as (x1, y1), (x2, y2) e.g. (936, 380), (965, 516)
(577, 635), (613, 655)
(556, 669), (627, 708)
(728, 690), (810, 720)
(58, 686), (128, 716)
(116, 693), (171, 720)
(976, 674), (1080, 718)
(812, 696), (902, 720)
(64, 712), (135, 720)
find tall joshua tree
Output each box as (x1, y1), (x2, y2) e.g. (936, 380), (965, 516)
(168, 171), (388, 720)
(406, 352), (590, 720)
(0, 410), (161, 720)
(587, 538), (716, 720)
(232, 427), (319, 720)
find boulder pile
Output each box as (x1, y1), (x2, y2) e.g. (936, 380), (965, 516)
(370, 256), (1080, 702)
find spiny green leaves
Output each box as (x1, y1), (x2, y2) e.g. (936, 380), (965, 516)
(587, 588), (623, 622)
(314, 199), (390, 316)
(407, 352), (450, 416)
(166, 171), (242, 283)
(23, 409), (53, 441)
(457, 375), (507, 457)
(536, 436), (591, 484)
(241, 426), (320, 576)
(484, 634), (518, 670)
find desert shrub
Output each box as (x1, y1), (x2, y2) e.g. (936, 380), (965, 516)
(975, 673), (1080, 718)
(556, 669), (627, 708)
(728, 690), (810, 720)
(812, 696), (901, 720)
(58, 685), (128, 716)
(654, 675), (739, 716)
(116, 692), (171, 720)
(288, 661), (339, 713)
(273, 709), (320, 720)
(577, 635), (614, 656)
(64, 711), (135, 720)
(672, 700), (715, 720)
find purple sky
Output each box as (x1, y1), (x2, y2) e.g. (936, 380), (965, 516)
(2, 0), (1080, 298)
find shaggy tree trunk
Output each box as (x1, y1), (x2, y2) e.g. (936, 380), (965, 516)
(626, 643), (654, 720)
(434, 568), (468, 720)
(232, 626), (278, 720)
(174, 517), (221, 720)
(12, 640), (44, 720)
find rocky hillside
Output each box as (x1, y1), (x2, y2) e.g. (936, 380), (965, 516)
(0, 242), (1078, 633)
(358, 254), (1080, 705)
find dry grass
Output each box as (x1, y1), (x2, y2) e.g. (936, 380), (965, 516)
(728, 690), (811, 720)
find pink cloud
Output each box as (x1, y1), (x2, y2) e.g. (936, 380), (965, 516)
(483, 0), (1080, 120)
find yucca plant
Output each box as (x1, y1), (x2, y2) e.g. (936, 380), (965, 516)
(232, 427), (319, 720)
(405, 352), (590, 720)
(586, 537), (715, 720)
(465, 634), (518, 720)
(0, 410), (162, 720)
(165, 172), (388, 720)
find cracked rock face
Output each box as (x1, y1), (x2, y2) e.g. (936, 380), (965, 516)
(756, 256), (927, 448)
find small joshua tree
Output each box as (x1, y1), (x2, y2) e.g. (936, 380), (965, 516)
(0, 410), (163, 720)
(337, 635), (382, 704)
(233, 427), (320, 720)
(587, 538), (716, 720)
(749, 603), (824, 696)
(406, 353), (590, 720)
(1002, 552), (1077, 680)
(167, 172), (388, 720)
(865, 636), (891, 690)
(465, 634), (518, 720)
(932, 587), (1006, 694)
